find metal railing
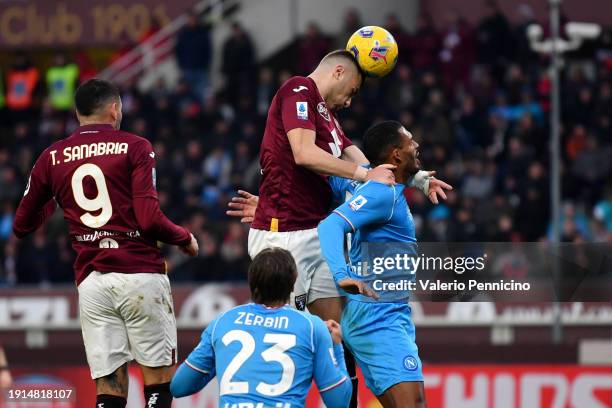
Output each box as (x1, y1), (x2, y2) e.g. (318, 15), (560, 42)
(98, 0), (236, 85)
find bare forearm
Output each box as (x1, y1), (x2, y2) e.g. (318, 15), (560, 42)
(296, 144), (365, 180)
(340, 145), (369, 165)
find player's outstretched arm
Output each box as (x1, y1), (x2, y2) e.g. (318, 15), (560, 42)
(318, 212), (379, 299)
(226, 189), (258, 223)
(13, 153), (56, 238)
(170, 323), (216, 397)
(409, 170), (453, 204)
(312, 317), (352, 408)
(130, 139), (195, 251)
(170, 362), (214, 397)
(340, 145), (368, 165)
(287, 128), (395, 184)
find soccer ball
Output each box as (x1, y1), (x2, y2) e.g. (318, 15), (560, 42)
(346, 26), (398, 78)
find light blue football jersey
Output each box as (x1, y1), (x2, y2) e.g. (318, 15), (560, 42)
(326, 178), (417, 302)
(185, 303), (347, 408)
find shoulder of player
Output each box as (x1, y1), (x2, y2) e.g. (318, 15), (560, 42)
(115, 131), (152, 147)
(355, 181), (397, 201)
(279, 306), (323, 334)
(35, 141), (64, 166)
(278, 76), (315, 97)
(209, 303), (253, 336)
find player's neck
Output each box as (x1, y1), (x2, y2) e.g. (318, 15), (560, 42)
(260, 301), (286, 309)
(307, 72), (329, 101)
(395, 170), (408, 184)
(78, 117), (116, 129)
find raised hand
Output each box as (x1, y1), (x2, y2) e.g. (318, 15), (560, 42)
(226, 190), (259, 224)
(339, 278), (379, 300)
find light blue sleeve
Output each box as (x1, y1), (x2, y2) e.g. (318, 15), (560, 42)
(332, 182), (395, 232)
(311, 317), (351, 407)
(318, 182), (395, 283)
(170, 320), (217, 397)
(329, 176), (351, 203)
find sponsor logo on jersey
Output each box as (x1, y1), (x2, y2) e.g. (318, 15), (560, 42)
(359, 28), (374, 38)
(149, 152), (155, 158)
(296, 102), (308, 120)
(369, 47), (389, 63)
(328, 347), (338, 366)
(349, 195), (367, 212)
(317, 102), (331, 122)
(292, 85), (308, 93)
(99, 238), (119, 248)
(403, 355), (418, 371)
(294, 294), (307, 310)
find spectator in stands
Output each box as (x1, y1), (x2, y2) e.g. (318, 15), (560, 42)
(0, 202), (14, 240)
(439, 11), (475, 95)
(222, 22), (256, 104)
(296, 22), (331, 75)
(256, 68), (275, 116)
(475, 1), (513, 81)
(5, 53), (39, 122)
(513, 4), (539, 69)
(175, 11), (212, 103)
(385, 14), (411, 65)
(335, 8), (363, 49)
(571, 136), (612, 204)
(409, 14), (441, 73)
(2, 12), (612, 286)
(45, 53), (79, 112)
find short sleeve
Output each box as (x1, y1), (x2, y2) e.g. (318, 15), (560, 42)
(338, 127), (353, 150)
(130, 138), (157, 199)
(280, 81), (317, 133)
(185, 321), (216, 376)
(340, 133), (353, 150)
(312, 317), (347, 392)
(333, 182), (395, 232)
(328, 176), (351, 203)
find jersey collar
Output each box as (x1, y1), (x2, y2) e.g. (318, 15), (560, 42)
(75, 124), (115, 134)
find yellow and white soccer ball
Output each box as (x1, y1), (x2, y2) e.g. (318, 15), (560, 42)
(346, 26), (398, 78)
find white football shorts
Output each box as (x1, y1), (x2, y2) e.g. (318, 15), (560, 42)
(248, 227), (339, 309)
(78, 271), (177, 379)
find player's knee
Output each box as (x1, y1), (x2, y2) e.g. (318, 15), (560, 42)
(141, 365), (175, 385)
(404, 390), (426, 408)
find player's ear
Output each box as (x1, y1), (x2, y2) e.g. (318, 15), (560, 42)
(109, 101), (120, 121)
(392, 148), (402, 163)
(334, 65), (345, 81)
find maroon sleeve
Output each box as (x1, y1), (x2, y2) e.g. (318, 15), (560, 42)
(133, 197), (191, 246)
(340, 132), (353, 150)
(280, 81), (317, 133)
(13, 151), (56, 238)
(130, 139), (191, 246)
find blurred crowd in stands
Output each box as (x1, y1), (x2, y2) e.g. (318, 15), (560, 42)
(1, 3), (611, 285)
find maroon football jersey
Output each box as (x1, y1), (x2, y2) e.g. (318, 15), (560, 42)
(13, 124), (190, 285)
(252, 76), (353, 232)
